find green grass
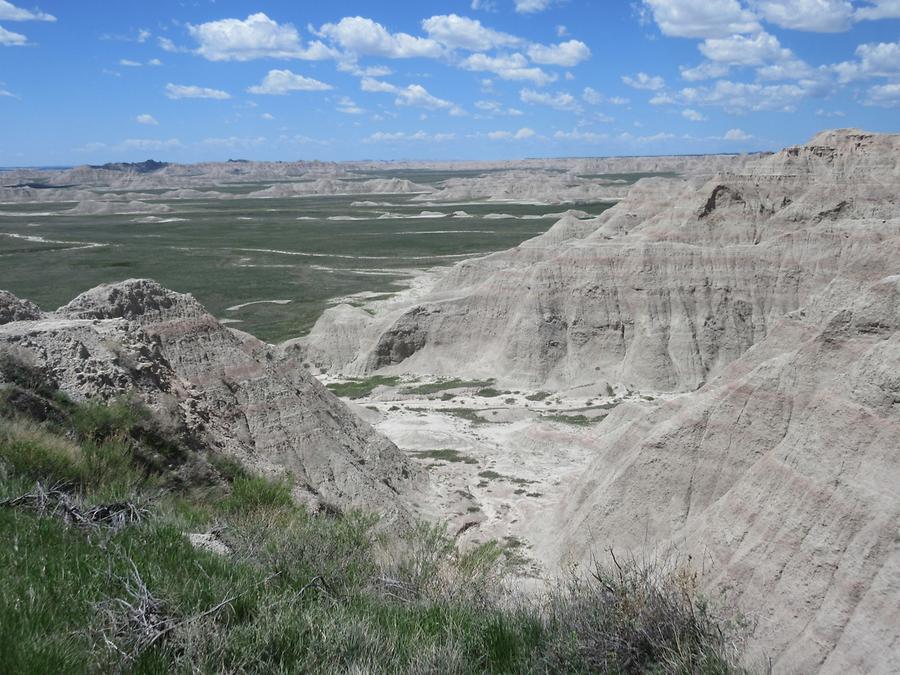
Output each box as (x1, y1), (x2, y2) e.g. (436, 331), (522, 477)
(0, 188), (615, 343)
(411, 449), (479, 465)
(326, 375), (402, 399)
(400, 378), (495, 396)
(0, 376), (750, 673)
(441, 408), (494, 425)
(542, 413), (605, 426)
(524, 391), (551, 401)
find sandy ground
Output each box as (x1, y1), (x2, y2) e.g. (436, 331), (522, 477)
(319, 373), (665, 576)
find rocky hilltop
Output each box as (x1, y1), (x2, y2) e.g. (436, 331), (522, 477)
(0, 280), (421, 519)
(301, 129), (900, 673)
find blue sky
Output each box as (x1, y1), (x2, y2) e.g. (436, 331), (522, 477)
(1, 0), (899, 165)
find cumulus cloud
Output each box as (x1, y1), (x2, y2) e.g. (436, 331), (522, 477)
(0, 25), (27, 45)
(475, 100), (524, 115)
(855, 0), (900, 21)
(317, 16), (443, 59)
(365, 130), (456, 143)
(489, 127), (535, 139)
(189, 13), (335, 61)
(165, 83), (231, 100)
(641, 0), (760, 38)
(750, 0), (854, 32)
(336, 96), (365, 114)
(699, 32), (794, 66)
(0, 1), (54, 21)
(865, 82), (900, 106)
(527, 39), (591, 67)
(395, 83), (463, 114)
(622, 72), (666, 90)
(515, 0), (555, 13)
(421, 14), (520, 51)
(679, 62), (731, 81)
(135, 113), (158, 125)
(462, 52), (557, 85)
(582, 87), (603, 104)
(247, 69), (332, 95)
(553, 129), (609, 143)
(119, 59), (141, 67)
(360, 77), (399, 93)
(682, 108), (707, 121)
(519, 88), (581, 111)
(723, 128), (753, 140)
(832, 40), (900, 82)
(680, 80), (807, 112)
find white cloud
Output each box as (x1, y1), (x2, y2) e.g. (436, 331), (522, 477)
(148, 58), (162, 66)
(515, 0), (555, 13)
(119, 59), (141, 67)
(261, 112), (275, 120)
(554, 129), (609, 143)
(679, 62), (731, 81)
(200, 136), (266, 148)
(490, 127), (536, 139)
(317, 16), (442, 59)
(158, 37), (185, 53)
(189, 13), (336, 61)
(475, 100), (524, 115)
(462, 52), (557, 85)
(135, 114), (158, 125)
(582, 86), (603, 104)
(622, 72), (665, 90)
(519, 88), (581, 111)
(650, 92), (676, 105)
(421, 14), (520, 51)
(832, 40), (900, 82)
(120, 138), (182, 151)
(815, 108), (846, 117)
(395, 83), (463, 114)
(165, 83), (231, 100)
(642, 0), (760, 38)
(137, 29), (150, 43)
(865, 82), (900, 106)
(365, 130), (456, 143)
(527, 39), (591, 67)
(247, 69), (332, 95)
(0, 1), (54, 21)
(336, 95), (365, 114)
(0, 25), (27, 45)
(680, 80), (807, 112)
(361, 77), (398, 93)
(855, 0), (900, 20)
(0, 87), (18, 97)
(682, 108), (707, 121)
(609, 96), (630, 105)
(723, 128), (753, 140)
(699, 32), (794, 66)
(750, 0), (854, 32)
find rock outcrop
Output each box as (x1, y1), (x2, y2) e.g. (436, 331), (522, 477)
(300, 129), (900, 673)
(0, 280), (421, 519)
(302, 130), (900, 394)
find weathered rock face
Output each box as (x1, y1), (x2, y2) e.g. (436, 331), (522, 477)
(0, 290), (44, 325)
(548, 274), (900, 674)
(303, 130), (900, 393)
(0, 280), (421, 519)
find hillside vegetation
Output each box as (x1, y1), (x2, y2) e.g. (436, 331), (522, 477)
(0, 359), (749, 673)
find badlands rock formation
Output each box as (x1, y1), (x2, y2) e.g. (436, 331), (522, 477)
(303, 129), (900, 673)
(0, 280), (420, 519)
(303, 130), (900, 392)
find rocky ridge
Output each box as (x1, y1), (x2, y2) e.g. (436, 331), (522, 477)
(0, 280), (421, 519)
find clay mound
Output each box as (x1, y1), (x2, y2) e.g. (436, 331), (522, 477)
(64, 200), (173, 215)
(0, 290), (44, 325)
(1, 280), (422, 520)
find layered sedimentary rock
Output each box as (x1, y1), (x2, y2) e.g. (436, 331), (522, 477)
(303, 130), (900, 394)
(0, 280), (420, 518)
(549, 273), (900, 674)
(301, 129), (900, 673)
